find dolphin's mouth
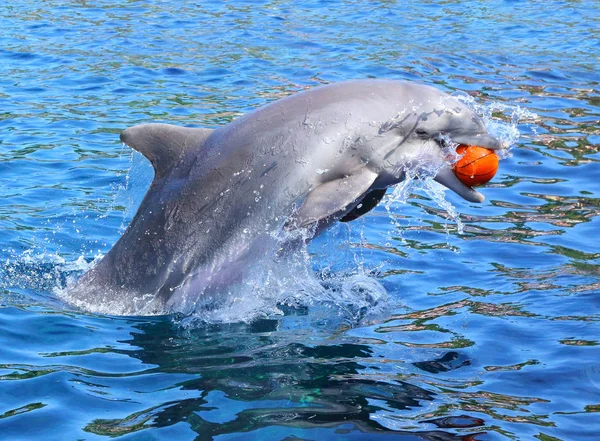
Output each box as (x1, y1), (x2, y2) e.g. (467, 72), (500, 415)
(433, 132), (504, 203)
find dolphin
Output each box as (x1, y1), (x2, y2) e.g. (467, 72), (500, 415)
(70, 80), (503, 314)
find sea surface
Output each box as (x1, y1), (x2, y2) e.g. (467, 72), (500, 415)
(1, 1), (599, 440)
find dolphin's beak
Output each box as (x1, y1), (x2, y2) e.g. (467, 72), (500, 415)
(434, 166), (485, 202)
(449, 132), (503, 150)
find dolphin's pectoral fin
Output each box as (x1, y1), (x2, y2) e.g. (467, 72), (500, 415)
(120, 124), (214, 179)
(287, 169), (378, 229)
(340, 188), (387, 222)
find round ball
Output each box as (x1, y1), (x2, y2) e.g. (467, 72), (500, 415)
(453, 145), (499, 187)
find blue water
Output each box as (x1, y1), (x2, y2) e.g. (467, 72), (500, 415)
(1, 1), (599, 440)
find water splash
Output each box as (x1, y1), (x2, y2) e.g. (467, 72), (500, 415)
(168, 215), (393, 326)
(481, 103), (538, 160)
(383, 167), (464, 236)
(453, 92), (539, 158)
(113, 149), (154, 232)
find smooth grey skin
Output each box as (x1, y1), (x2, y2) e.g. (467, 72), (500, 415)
(71, 80), (502, 314)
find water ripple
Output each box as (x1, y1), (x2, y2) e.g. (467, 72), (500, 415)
(1, 0), (599, 440)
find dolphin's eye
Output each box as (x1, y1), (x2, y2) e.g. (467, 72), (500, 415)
(415, 129), (428, 137)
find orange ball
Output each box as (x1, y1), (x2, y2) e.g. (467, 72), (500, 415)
(453, 145), (499, 187)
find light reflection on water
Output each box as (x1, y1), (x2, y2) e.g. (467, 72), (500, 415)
(1, 1), (599, 440)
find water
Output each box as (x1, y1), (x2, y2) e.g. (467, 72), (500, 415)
(1, 1), (599, 440)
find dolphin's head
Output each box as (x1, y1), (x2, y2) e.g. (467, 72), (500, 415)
(380, 94), (504, 203)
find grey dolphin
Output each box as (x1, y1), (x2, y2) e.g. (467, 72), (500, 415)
(70, 80), (502, 314)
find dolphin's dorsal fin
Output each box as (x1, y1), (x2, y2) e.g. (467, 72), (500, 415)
(120, 123), (214, 179)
